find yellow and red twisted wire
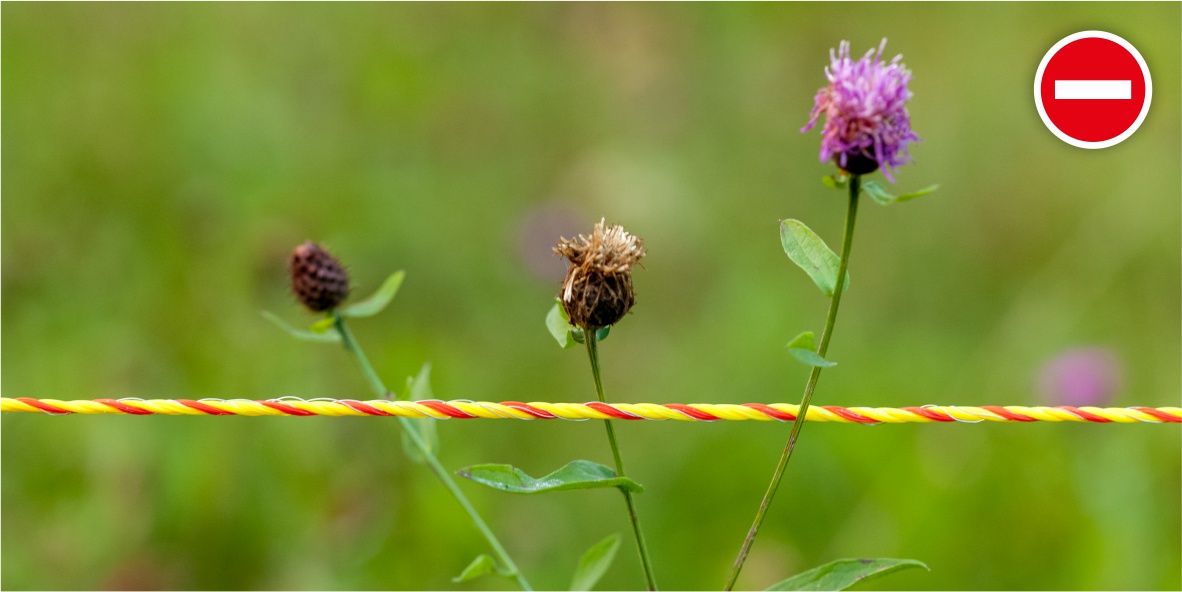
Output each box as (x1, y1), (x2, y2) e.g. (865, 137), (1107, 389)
(2, 397), (1179, 424)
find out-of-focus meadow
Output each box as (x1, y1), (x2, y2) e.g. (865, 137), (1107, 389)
(3, 3), (1179, 590)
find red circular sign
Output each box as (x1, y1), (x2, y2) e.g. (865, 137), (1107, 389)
(1034, 31), (1152, 149)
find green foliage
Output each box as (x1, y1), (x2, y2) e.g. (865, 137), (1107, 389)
(452, 554), (516, 583)
(261, 311), (340, 343)
(779, 220), (850, 297)
(547, 300), (582, 348)
(400, 363), (439, 463)
(766, 558), (929, 591)
(309, 316), (335, 334)
(822, 174), (849, 190)
(785, 330), (834, 367)
(340, 270), (405, 318)
(546, 300), (611, 348)
(5, 4), (1180, 590)
(786, 331), (815, 350)
(569, 534), (621, 591)
(458, 460), (644, 494)
(861, 181), (939, 206)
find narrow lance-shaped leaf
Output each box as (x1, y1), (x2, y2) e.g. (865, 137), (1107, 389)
(895, 184), (939, 203)
(340, 270), (405, 318)
(400, 363), (439, 464)
(862, 180), (939, 206)
(785, 331), (836, 368)
(780, 220), (850, 297)
(458, 460), (644, 494)
(452, 554), (516, 583)
(262, 311), (340, 343)
(569, 534), (621, 591)
(766, 558), (929, 591)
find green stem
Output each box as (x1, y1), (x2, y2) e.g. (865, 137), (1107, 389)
(725, 175), (861, 591)
(585, 331), (659, 591)
(333, 312), (532, 591)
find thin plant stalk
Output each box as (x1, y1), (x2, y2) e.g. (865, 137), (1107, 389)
(725, 175), (861, 590)
(333, 312), (533, 591)
(585, 331), (659, 591)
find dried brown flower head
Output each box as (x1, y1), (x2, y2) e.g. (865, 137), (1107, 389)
(289, 241), (350, 312)
(554, 219), (645, 330)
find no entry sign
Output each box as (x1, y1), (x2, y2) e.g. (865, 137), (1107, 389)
(1034, 31), (1152, 149)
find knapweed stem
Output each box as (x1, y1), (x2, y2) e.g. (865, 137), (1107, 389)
(585, 330), (659, 591)
(725, 175), (861, 591)
(333, 312), (533, 591)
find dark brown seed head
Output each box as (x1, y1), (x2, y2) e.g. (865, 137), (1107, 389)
(289, 241), (350, 312)
(554, 219), (645, 330)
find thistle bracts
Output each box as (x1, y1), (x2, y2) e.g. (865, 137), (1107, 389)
(554, 219), (645, 330)
(289, 241), (350, 312)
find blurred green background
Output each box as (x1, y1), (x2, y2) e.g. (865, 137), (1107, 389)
(3, 3), (1179, 590)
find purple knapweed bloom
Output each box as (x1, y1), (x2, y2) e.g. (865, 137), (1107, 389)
(801, 39), (920, 182)
(1037, 347), (1123, 408)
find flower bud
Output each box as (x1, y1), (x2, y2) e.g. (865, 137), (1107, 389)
(554, 219), (645, 330)
(289, 241), (350, 312)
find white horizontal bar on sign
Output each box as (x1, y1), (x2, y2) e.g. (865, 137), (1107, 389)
(1054, 80), (1131, 100)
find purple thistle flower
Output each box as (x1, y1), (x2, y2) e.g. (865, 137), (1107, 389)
(1037, 347), (1123, 408)
(801, 39), (920, 182)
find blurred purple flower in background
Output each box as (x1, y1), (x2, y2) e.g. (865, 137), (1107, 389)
(1038, 347), (1123, 407)
(517, 203), (585, 282)
(801, 39), (920, 181)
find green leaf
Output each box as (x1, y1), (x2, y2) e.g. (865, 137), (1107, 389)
(786, 331), (816, 350)
(309, 316), (335, 334)
(340, 270), (405, 318)
(452, 554), (515, 583)
(779, 220), (850, 297)
(822, 174), (848, 190)
(861, 181), (939, 206)
(262, 311), (340, 343)
(546, 300), (612, 348)
(569, 534), (621, 591)
(458, 460), (644, 494)
(546, 301), (581, 349)
(785, 331), (834, 367)
(789, 348), (836, 368)
(400, 363), (439, 464)
(895, 184), (939, 203)
(766, 558), (929, 591)
(860, 180), (896, 206)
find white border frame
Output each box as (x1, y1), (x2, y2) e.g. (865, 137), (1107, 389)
(1033, 30), (1152, 149)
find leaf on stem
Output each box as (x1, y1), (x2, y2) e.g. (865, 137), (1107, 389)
(765, 558), (929, 591)
(547, 300), (581, 348)
(262, 311), (341, 343)
(569, 533), (621, 591)
(861, 181), (939, 206)
(785, 331), (836, 368)
(547, 300), (610, 348)
(340, 270), (405, 318)
(452, 554), (516, 583)
(780, 220), (850, 297)
(400, 363), (439, 463)
(458, 460), (643, 494)
(822, 174), (849, 190)
(309, 316), (335, 334)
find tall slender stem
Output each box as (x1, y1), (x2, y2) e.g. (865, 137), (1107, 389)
(333, 313), (533, 591)
(585, 331), (659, 591)
(725, 176), (861, 591)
